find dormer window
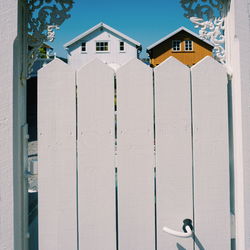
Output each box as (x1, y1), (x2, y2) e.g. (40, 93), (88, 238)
(185, 40), (193, 51)
(81, 42), (86, 52)
(172, 40), (181, 51)
(96, 41), (109, 52)
(120, 41), (125, 52)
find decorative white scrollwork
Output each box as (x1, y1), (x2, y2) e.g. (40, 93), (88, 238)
(23, 0), (74, 77)
(180, 0), (229, 64)
(47, 25), (60, 42)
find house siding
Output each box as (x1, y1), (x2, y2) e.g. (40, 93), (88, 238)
(149, 31), (213, 67)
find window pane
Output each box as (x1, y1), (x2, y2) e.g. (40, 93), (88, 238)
(104, 42), (108, 51)
(96, 41), (109, 51)
(172, 40), (181, 51)
(120, 41), (124, 51)
(96, 42), (100, 51)
(81, 42), (86, 52)
(185, 40), (192, 51)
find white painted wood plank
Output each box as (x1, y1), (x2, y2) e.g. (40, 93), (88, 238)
(226, 1), (250, 248)
(38, 59), (77, 250)
(0, 1), (18, 249)
(116, 58), (155, 250)
(191, 56), (230, 249)
(154, 57), (193, 250)
(77, 59), (116, 250)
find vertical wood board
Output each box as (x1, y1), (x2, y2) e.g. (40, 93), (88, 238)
(154, 57), (193, 250)
(227, 1), (250, 248)
(38, 59), (77, 250)
(0, 0), (18, 250)
(116, 59), (155, 250)
(77, 59), (116, 250)
(191, 56), (230, 249)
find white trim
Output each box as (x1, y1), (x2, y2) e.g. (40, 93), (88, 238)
(64, 22), (141, 48)
(147, 26), (213, 51)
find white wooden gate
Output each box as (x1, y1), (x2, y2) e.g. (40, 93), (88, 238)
(38, 56), (231, 250)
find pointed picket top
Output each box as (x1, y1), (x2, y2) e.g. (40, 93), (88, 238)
(116, 54), (155, 249)
(116, 58), (152, 75)
(38, 56), (77, 249)
(154, 54), (193, 250)
(38, 57), (72, 75)
(78, 58), (114, 76)
(154, 56), (189, 72)
(77, 56), (116, 250)
(191, 56), (227, 85)
(191, 55), (230, 249)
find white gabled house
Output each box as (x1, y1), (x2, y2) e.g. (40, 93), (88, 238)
(64, 22), (142, 70)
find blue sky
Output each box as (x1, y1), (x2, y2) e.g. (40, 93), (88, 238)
(50, 1), (197, 58)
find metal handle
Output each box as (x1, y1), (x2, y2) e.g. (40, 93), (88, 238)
(163, 219), (193, 238)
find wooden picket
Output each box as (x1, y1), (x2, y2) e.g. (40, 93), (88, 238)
(38, 59), (77, 250)
(191, 56), (230, 249)
(77, 59), (116, 250)
(116, 59), (155, 250)
(38, 56), (230, 250)
(154, 57), (193, 250)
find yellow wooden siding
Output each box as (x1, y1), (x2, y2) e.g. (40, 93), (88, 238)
(149, 31), (213, 67)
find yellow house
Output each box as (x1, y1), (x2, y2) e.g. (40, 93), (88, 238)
(147, 27), (214, 67)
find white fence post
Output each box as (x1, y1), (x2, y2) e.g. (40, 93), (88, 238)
(191, 56), (230, 249)
(77, 59), (116, 250)
(225, 0), (250, 248)
(154, 57), (193, 250)
(38, 59), (77, 250)
(116, 59), (155, 250)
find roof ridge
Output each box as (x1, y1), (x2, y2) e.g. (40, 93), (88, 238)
(147, 26), (213, 51)
(64, 22), (141, 48)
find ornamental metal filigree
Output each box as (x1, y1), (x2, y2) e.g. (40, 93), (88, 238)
(180, 0), (229, 64)
(24, 0), (74, 76)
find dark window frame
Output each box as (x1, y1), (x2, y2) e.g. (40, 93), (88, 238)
(172, 40), (181, 51)
(81, 42), (86, 52)
(96, 41), (109, 52)
(184, 40), (193, 51)
(120, 41), (125, 52)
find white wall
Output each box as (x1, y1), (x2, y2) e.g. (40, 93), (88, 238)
(67, 27), (139, 70)
(0, 1), (28, 249)
(0, 0), (17, 249)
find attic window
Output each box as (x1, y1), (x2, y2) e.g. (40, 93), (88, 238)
(81, 42), (86, 52)
(172, 40), (181, 51)
(96, 41), (109, 52)
(120, 41), (125, 51)
(185, 40), (193, 51)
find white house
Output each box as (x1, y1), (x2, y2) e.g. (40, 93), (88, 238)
(64, 22), (142, 70)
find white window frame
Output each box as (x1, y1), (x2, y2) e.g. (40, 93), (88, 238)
(81, 42), (87, 53)
(119, 41), (125, 52)
(95, 41), (110, 53)
(184, 40), (193, 51)
(172, 40), (181, 51)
